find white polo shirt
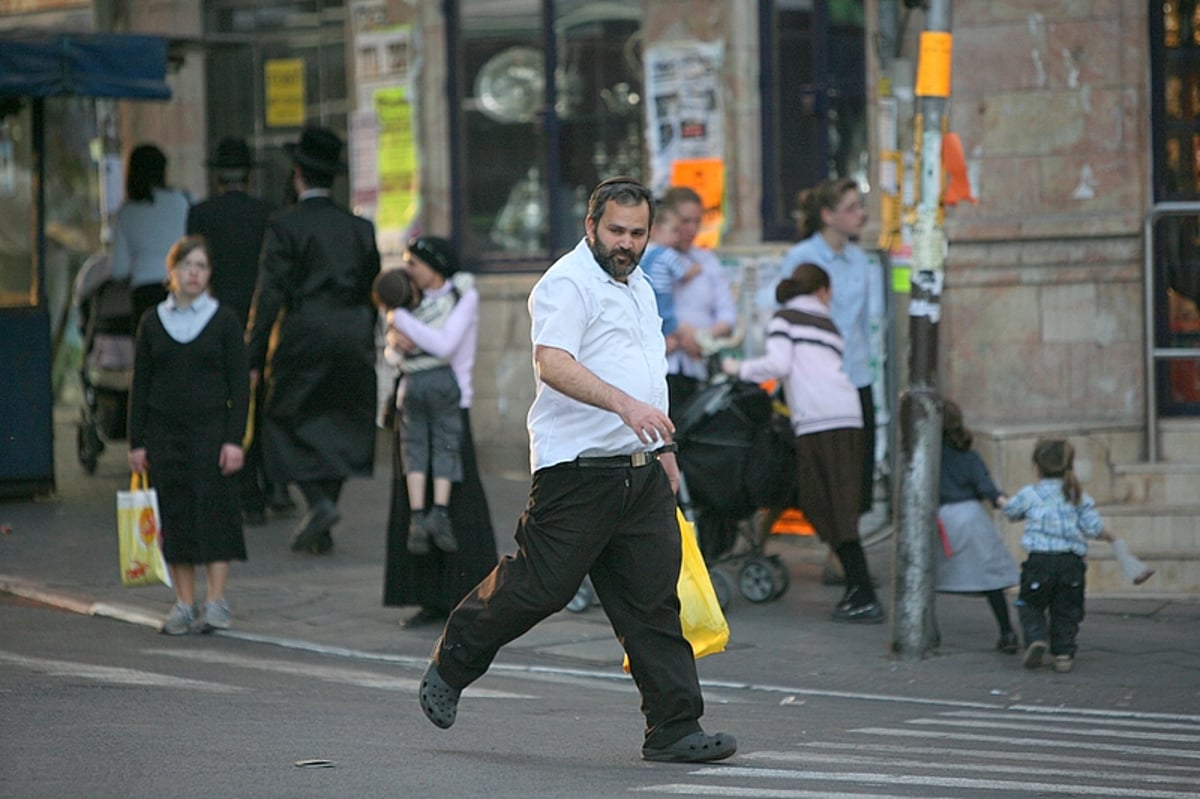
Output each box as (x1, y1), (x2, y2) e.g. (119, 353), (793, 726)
(527, 238), (669, 472)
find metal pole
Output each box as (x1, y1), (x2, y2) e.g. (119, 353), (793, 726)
(891, 0), (951, 660)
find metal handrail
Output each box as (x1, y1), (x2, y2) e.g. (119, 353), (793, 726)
(1143, 201), (1200, 462)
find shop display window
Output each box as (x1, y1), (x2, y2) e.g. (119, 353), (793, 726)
(1153, 1), (1200, 411)
(451, 0), (643, 268)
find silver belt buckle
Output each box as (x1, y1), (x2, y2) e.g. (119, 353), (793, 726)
(630, 451), (652, 467)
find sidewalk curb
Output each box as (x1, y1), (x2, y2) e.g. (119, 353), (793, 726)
(0, 574), (162, 630)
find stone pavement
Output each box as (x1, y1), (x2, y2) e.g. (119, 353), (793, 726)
(2, 409), (1198, 714)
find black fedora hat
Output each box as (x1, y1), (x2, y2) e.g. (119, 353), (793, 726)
(206, 136), (256, 169)
(285, 126), (345, 175)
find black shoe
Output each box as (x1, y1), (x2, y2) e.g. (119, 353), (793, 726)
(831, 599), (885, 624)
(267, 484), (297, 515)
(425, 506), (458, 553)
(401, 608), (447, 630)
(290, 501), (341, 552)
(407, 515), (431, 555)
(308, 529), (334, 555)
(997, 631), (1019, 654)
(243, 508), (267, 527)
(642, 731), (738, 763)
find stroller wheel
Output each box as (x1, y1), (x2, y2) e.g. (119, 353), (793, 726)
(709, 567), (733, 611)
(767, 555), (790, 600)
(566, 577), (595, 613)
(76, 424), (101, 474)
(738, 558), (779, 603)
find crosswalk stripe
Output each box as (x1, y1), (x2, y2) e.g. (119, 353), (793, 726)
(850, 727), (1200, 760)
(740, 749), (1200, 787)
(144, 647), (534, 698)
(0, 650), (242, 693)
(906, 716), (1200, 743)
(1006, 704), (1200, 724)
(632, 785), (959, 798)
(691, 766), (1200, 798)
(752, 743), (1200, 775)
(939, 709), (1200, 732)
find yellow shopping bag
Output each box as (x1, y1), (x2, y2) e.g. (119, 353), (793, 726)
(623, 509), (729, 672)
(117, 471), (172, 588)
(674, 508), (730, 658)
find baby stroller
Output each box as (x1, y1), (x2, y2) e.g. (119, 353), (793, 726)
(674, 377), (796, 608)
(74, 252), (134, 474)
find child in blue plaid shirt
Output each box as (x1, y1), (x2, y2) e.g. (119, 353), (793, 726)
(1001, 438), (1115, 673)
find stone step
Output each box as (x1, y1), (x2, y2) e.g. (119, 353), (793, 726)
(1111, 462), (1200, 507)
(1086, 552), (1200, 595)
(1087, 504), (1199, 595)
(1097, 503), (1200, 549)
(1156, 418), (1200, 462)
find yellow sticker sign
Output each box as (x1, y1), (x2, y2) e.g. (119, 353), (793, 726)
(915, 32), (952, 98)
(265, 59), (305, 128)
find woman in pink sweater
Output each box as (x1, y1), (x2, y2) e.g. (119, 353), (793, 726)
(722, 263), (883, 623)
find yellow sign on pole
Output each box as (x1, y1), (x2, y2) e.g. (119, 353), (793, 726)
(265, 59), (305, 128)
(915, 31), (952, 98)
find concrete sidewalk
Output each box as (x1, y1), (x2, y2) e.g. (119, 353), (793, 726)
(2, 409), (1198, 713)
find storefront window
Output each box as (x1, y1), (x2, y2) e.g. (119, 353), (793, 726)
(205, 0), (348, 208)
(760, 0), (866, 242)
(452, 0), (643, 269)
(1152, 1), (1200, 413)
(0, 100), (34, 308)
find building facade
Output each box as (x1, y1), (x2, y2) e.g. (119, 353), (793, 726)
(1, 1), (1195, 588)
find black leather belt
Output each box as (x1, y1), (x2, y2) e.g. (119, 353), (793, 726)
(573, 444), (677, 469)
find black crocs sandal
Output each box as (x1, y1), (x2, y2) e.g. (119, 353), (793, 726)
(642, 731), (737, 763)
(419, 663), (461, 729)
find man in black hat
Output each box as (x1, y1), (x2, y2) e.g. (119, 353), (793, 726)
(245, 126), (382, 554)
(188, 137), (287, 525)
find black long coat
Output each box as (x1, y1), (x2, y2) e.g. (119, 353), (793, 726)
(245, 195), (381, 483)
(187, 189), (276, 327)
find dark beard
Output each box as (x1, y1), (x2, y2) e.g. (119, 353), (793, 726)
(588, 236), (641, 279)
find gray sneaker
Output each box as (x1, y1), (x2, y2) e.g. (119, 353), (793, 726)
(202, 598), (231, 632)
(162, 602), (198, 635)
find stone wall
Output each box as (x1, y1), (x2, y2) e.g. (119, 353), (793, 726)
(930, 1), (1149, 428)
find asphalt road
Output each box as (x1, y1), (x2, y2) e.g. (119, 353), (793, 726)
(5, 595), (1200, 799)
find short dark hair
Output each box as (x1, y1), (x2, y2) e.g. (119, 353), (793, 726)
(775, 262), (830, 304)
(372, 268), (419, 310)
(660, 185), (702, 214)
(297, 164), (334, 189)
(588, 176), (654, 230)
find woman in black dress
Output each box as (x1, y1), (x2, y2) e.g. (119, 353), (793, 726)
(381, 236), (498, 629)
(128, 235), (249, 635)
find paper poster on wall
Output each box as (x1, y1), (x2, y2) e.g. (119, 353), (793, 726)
(265, 59), (305, 128)
(349, 0), (419, 254)
(644, 39), (725, 197)
(374, 86), (418, 254)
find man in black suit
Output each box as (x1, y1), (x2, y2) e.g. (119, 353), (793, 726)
(245, 126), (382, 555)
(188, 137), (291, 525)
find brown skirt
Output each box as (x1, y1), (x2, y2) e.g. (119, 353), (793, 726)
(793, 427), (863, 547)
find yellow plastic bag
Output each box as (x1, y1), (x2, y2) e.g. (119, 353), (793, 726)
(623, 509), (729, 672)
(117, 471), (172, 588)
(675, 508), (730, 659)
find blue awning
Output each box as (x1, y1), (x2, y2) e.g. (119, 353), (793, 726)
(0, 32), (171, 100)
